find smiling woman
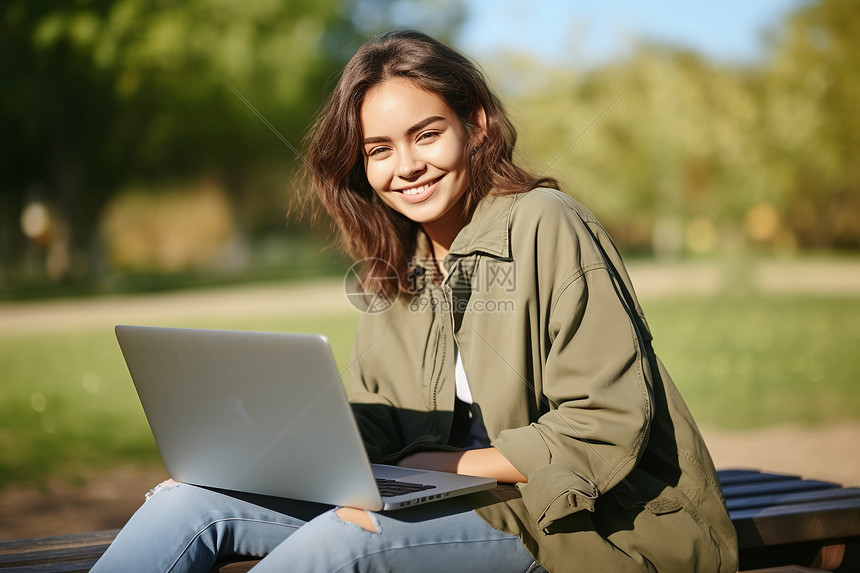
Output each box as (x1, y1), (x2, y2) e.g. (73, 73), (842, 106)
(303, 30), (557, 292)
(91, 30), (738, 573)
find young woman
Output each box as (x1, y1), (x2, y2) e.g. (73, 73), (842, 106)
(93, 31), (738, 572)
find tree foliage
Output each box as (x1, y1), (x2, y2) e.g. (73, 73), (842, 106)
(762, 0), (860, 247)
(507, 0), (860, 255)
(1, 0), (857, 291)
(0, 0), (464, 286)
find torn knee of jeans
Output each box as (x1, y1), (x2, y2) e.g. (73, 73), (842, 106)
(334, 507), (380, 533)
(144, 479), (180, 501)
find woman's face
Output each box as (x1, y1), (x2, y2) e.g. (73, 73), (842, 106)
(360, 78), (472, 240)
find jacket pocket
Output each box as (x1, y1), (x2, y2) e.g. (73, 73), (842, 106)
(606, 484), (722, 572)
(519, 465), (599, 532)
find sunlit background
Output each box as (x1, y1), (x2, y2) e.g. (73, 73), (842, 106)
(5, 0), (859, 290)
(1, 0), (859, 537)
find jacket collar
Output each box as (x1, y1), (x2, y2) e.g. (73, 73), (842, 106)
(446, 193), (516, 260)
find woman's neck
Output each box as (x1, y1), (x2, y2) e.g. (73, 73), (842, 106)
(421, 196), (468, 275)
(423, 217), (464, 276)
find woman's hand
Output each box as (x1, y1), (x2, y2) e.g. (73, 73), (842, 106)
(398, 447), (527, 484)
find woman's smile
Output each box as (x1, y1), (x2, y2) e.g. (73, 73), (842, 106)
(396, 176), (443, 200)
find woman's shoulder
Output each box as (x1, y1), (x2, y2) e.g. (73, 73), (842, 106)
(507, 187), (601, 232)
(502, 187), (621, 273)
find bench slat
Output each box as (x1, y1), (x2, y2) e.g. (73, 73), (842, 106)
(0, 530), (119, 573)
(717, 469), (801, 486)
(727, 486), (860, 511)
(0, 530), (118, 555)
(731, 497), (860, 548)
(0, 560), (99, 573)
(730, 496), (860, 521)
(0, 543), (111, 568)
(746, 565), (830, 573)
(722, 479), (837, 499)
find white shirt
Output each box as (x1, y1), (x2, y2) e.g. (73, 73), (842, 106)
(455, 351), (474, 404)
(454, 348), (490, 449)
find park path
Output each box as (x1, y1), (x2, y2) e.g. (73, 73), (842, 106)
(3, 258), (860, 335)
(1, 258), (859, 539)
(0, 279), (352, 335)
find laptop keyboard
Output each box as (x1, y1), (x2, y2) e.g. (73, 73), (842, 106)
(375, 478), (437, 497)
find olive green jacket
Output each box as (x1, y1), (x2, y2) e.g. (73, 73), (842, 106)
(347, 189), (738, 572)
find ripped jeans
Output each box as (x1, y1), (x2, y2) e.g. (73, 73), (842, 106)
(90, 482), (545, 573)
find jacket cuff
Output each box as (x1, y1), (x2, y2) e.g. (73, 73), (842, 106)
(492, 424), (552, 475)
(493, 425), (600, 531)
(518, 465), (599, 532)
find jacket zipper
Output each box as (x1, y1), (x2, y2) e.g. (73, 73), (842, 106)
(431, 259), (460, 436)
(430, 326), (445, 436)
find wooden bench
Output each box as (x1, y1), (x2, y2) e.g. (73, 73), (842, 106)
(720, 469), (860, 571)
(2, 469), (859, 572)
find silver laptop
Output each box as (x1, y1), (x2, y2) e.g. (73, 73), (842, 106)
(115, 325), (496, 511)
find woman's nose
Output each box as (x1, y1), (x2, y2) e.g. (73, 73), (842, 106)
(394, 151), (425, 179)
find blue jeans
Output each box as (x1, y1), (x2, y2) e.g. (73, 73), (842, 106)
(91, 482), (544, 572)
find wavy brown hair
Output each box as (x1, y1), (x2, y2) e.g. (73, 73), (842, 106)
(303, 30), (557, 295)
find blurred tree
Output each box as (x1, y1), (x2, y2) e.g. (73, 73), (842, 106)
(762, 0), (860, 248)
(507, 0), (860, 255)
(0, 0), (464, 288)
(510, 48), (767, 256)
(1, 0), (341, 283)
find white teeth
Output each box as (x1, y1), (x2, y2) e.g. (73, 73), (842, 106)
(402, 181), (432, 196)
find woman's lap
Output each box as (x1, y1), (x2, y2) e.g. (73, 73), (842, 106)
(253, 494), (536, 572)
(91, 482), (323, 572)
(91, 483), (540, 573)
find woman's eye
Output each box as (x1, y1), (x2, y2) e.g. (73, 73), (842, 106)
(417, 131), (440, 143)
(367, 147), (391, 158)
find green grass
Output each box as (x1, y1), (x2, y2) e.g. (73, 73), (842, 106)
(2, 292), (859, 489)
(644, 293), (860, 429)
(0, 313), (359, 489)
